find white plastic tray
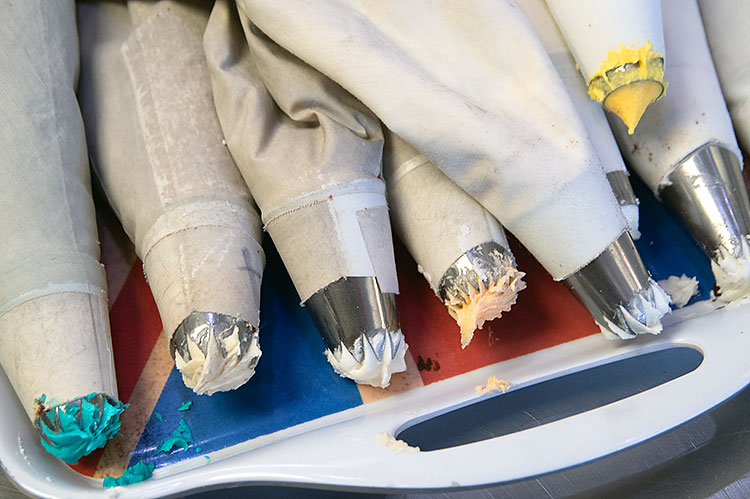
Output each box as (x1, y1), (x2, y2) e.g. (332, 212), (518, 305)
(2, 299), (749, 498)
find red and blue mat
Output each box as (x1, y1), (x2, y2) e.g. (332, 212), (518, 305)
(73, 175), (714, 478)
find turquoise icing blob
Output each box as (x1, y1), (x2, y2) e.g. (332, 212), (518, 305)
(178, 401), (192, 411)
(102, 461), (154, 488)
(35, 392), (126, 464)
(157, 417), (193, 453)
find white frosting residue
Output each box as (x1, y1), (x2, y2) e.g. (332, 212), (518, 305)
(325, 329), (408, 388)
(416, 264), (432, 286)
(175, 325), (261, 395)
(444, 264), (526, 348)
(475, 376), (513, 395)
(658, 274), (699, 308)
(599, 279), (671, 339)
(375, 432), (420, 453)
(621, 204), (641, 240)
(712, 236), (750, 302)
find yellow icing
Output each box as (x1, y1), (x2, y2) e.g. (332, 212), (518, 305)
(444, 268), (526, 349)
(587, 40), (667, 133)
(604, 80), (663, 134)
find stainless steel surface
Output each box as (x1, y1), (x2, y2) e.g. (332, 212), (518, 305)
(606, 170), (639, 207)
(564, 231), (658, 337)
(304, 276), (400, 362)
(169, 311), (259, 366)
(35, 393), (115, 447)
(660, 143), (750, 261)
(437, 241), (516, 306)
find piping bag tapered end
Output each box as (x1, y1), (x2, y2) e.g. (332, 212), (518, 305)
(35, 392), (126, 464)
(305, 276), (408, 388)
(659, 144), (750, 302)
(170, 311), (261, 396)
(438, 241), (526, 348)
(564, 232), (671, 340)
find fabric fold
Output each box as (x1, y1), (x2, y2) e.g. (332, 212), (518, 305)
(233, 0), (627, 281)
(78, 0), (265, 395)
(204, 0), (406, 387)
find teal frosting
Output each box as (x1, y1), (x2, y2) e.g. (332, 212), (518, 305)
(178, 401), (193, 411)
(35, 392), (127, 464)
(102, 461), (154, 488)
(157, 417), (193, 453)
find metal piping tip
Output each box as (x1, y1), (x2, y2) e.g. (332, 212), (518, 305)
(170, 311), (261, 395)
(35, 392), (126, 464)
(564, 232), (671, 339)
(659, 144), (750, 301)
(305, 276), (408, 387)
(438, 241), (526, 348)
(438, 241), (517, 305)
(607, 170), (641, 239)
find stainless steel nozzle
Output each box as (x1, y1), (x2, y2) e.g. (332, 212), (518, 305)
(35, 392), (125, 464)
(606, 170), (639, 208)
(170, 311), (259, 368)
(564, 232), (670, 339)
(304, 276), (401, 363)
(659, 143), (750, 261)
(36, 392), (117, 437)
(437, 241), (516, 307)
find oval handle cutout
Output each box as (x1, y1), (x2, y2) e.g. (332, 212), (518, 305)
(398, 346), (703, 451)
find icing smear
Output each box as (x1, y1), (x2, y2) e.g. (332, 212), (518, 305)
(325, 329), (408, 388)
(712, 236), (750, 302)
(658, 274), (699, 308)
(444, 266), (526, 348)
(375, 432), (420, 453)
(599, 278), (671, 339)
(103, 461), (154, 488)
(175, 321), (262, 396)
(475, 376), (513, 395)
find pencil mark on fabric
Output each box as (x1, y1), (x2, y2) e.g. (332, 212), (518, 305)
(239, 248), (261, 286)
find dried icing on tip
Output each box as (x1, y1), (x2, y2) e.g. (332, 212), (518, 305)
(598, 278), (671, 339)
(588, 40), (667, 133)
(36, 393), (126, 464)
(604, 80), (664, 134)
(588, 40), (666, 102)
(325, 329), (408, 388)
(712, 236), (750, 302)
(444, 267), (526, 348)
(174, 319), (261, 395)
